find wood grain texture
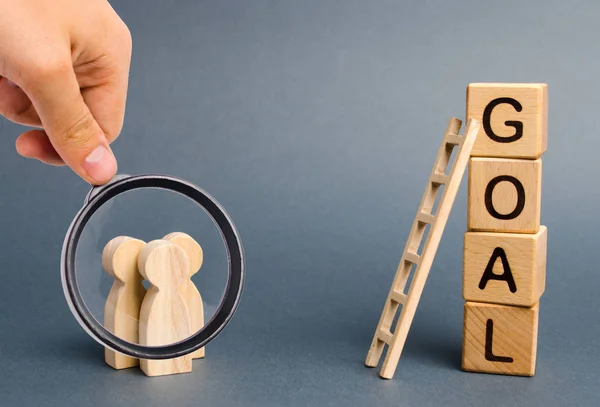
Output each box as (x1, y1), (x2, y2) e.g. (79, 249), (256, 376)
(468, 157), (542, 233)
(463, 226), (546, 307)
(163, 232), (205, 359)
(102, 236), (146, 370)
(138, 240), (193, 377)
(463, 301), (538, 377)
(466, 83), (548, 159)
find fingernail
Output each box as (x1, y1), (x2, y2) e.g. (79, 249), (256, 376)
(83, 145), (117, 184)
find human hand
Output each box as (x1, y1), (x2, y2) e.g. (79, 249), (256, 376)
(0, 0), (132, 185)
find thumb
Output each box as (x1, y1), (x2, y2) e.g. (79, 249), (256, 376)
(24, 61), (118, 185)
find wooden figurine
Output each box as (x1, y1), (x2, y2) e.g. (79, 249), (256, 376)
(463, 226), (547, 307)
(468, 157), (542, 233)
(462, 301), (539, 376)
(163, 232), (205, 359)
(466, 83), (547, 159)
(102, 236), (146, 370)
(138, 240), (193, 377)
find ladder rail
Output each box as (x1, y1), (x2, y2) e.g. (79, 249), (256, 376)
(365, 117), (481, 379)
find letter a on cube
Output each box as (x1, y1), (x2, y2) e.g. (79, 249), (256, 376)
(468, 157), (542, 233)
(463, 302), (538, 376)
(463, 226), (547, 307)
(466, 83), (547, 159)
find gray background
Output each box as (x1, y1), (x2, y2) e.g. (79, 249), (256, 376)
(0, 0), (597, 406)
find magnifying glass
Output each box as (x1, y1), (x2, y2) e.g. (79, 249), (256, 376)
(60, 174), (244, 363)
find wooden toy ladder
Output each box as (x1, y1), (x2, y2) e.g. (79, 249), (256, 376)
(365, 117), (480, 379)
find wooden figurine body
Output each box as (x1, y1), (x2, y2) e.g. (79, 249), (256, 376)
(102, 236), (146, 369)
(163, 232), (205, 359)
(138, 240), (192, 376)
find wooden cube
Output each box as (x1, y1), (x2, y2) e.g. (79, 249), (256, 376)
(462, 302), (538, 376)
(463, 226), (546, 307)
(468, 157), (542, 233)
(466, 83), (547, 159)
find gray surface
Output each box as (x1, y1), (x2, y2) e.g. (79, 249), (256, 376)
(0, 0), (597, 406)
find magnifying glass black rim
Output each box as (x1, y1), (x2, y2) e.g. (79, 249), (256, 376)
(61, 174), (244, 360)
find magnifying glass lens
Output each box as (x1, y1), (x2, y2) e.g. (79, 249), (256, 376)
(74, 187), (228, 349)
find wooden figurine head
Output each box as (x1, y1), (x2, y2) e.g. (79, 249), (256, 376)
(138, 240), (190, 290)
(162, 232), (203, 277)
(102, 236), (146, 283)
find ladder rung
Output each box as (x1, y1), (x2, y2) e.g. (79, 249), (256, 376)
(445, 133), (462, 146)
(378, 329), (394, 345)
(431, 172), (447, 185)
(405, 251), (421, 265)
(390, 289), (407, 305)
(417, 212), (436, 225)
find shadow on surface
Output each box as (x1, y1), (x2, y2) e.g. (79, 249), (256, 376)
(47, 334), (104, 367)
(404, 332), (462, 371)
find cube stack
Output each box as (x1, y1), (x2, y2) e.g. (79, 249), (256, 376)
(461, 83), (548, 376)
